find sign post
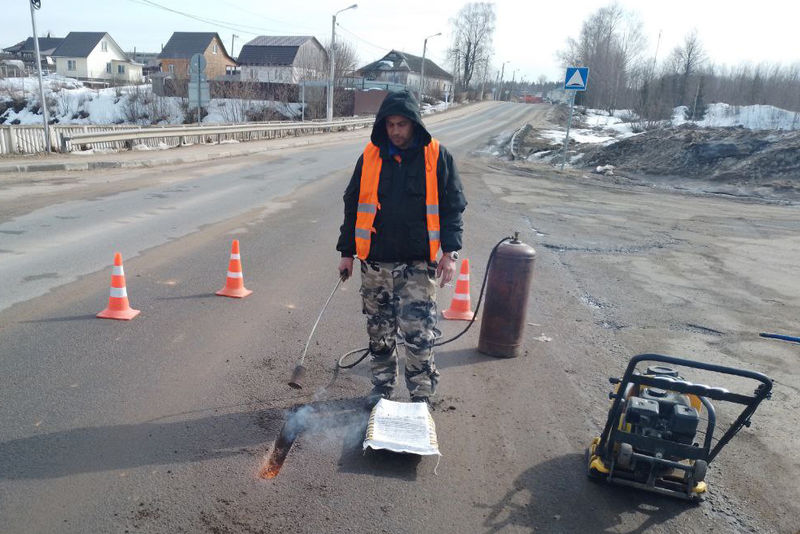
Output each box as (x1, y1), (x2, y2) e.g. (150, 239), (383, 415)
(188, 53), (209, 124)
(561, 66), (589, 170)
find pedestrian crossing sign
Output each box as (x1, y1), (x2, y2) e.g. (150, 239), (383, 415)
(564, 67), (589, 91)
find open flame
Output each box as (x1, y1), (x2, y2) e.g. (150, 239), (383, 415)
(258, 422), (297, 479)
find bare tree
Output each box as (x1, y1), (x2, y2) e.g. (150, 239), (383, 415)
(558, 2), (645, 113)
(449, 2), (496, 92)
(322, 38), (359, 82)
(667, 29), (706, 107)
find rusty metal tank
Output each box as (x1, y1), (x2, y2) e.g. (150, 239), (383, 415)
(478, 234), (536, 358)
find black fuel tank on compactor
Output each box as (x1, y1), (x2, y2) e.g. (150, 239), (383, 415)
(478, 234), (536, 358)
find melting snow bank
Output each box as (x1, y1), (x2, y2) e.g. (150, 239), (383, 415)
(501, 103), (800, 202)
(674, 103), (800, 131)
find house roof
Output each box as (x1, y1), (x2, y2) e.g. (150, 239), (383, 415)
(3, 37), (64, 54)
(52, 32), (109, 57)
(158, 32), (229, 59)
(3, 40), (25, 54)
(237, 36), (324, 66)
(359, 50), (453, 81)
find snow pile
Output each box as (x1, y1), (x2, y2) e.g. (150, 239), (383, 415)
(538, 128), (618, 145)
(421, 100), (452, 115)
(674, 103), (800, 130)
(131, 142), (171, 151)
(0, 74), (83, 94)
(1, 75), (304, 126)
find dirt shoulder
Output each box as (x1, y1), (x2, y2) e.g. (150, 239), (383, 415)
(510, 105), (800, 203)
(475, 154), (800, 533)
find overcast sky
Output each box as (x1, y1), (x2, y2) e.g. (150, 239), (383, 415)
(5, 0), (799, 83)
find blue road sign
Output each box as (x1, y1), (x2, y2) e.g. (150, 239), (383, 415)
(564, 67), (589, 91)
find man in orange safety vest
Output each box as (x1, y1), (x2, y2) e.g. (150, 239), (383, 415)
(336, 90), (467, 407)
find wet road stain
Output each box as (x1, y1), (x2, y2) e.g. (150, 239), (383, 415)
(55, 215), (80, 220)
(23, 272), (59, 283)
(0, 230), (25, 235)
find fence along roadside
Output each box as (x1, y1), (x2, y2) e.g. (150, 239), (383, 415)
(0, 117), (374, 155)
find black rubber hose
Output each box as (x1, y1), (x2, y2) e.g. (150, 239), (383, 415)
(337, 236), (513, 369)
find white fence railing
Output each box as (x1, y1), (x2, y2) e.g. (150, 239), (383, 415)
(0, 118), (374, 155)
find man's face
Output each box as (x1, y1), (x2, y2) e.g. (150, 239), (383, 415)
(385, 115), (414, 149)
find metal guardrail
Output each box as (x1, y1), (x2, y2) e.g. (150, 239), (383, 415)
(509, 123), (531, 159)
(58, 117), (375, 152)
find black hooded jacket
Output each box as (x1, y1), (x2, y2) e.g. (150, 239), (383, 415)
(336, 90), (467, 262)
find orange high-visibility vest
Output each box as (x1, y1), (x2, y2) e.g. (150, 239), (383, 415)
(355, 139), (441, 261)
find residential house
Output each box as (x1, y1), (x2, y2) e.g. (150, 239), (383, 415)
(158, 32), (236, 79)
(2, 35), (64, 70)
(237, 36), (327, 84)
(358, 50), (453, 96)
(51, 32), (142, 83)
(128, 51), (161, 77)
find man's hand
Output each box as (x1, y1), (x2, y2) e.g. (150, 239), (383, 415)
(436, 254), (457, 288)
(339, 257), (354, 281)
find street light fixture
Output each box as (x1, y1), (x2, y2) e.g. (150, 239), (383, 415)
(327, 3), (357, 123)
(419, 32), (441, 102)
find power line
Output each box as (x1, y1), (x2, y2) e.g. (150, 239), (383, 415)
(336, 24), (391, 55)
(215, 0), (320, 35)
(126, 0), (275, 36)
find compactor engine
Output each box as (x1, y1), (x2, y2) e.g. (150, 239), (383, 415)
(625, 366), (701, 450)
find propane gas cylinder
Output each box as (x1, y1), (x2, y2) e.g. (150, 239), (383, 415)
(478, 234), (536, 358)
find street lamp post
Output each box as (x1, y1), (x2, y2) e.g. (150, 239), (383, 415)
(327, 3), (357, 123)
(29, 0), (51, 153)
(419, 32), (441, 102)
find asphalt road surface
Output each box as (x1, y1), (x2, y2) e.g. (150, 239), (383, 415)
(1, 102), (798, 534)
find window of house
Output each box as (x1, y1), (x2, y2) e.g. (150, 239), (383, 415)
(67, 59), (76, 71)
(168, 64), (174, 74)
(117, 65), (125, 74)
(101, 41), (108, 52)
(106, 63), (112, 73)
(212, 43), (218, 54)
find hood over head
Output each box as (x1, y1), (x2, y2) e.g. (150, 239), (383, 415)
(370, 89), (432, 148)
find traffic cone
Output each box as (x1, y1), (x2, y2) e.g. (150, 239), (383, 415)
(442, 258), (474, 321)
(216, 239), (252, 298)
(97, 253), (140, 320)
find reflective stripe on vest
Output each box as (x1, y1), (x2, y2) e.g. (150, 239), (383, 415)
(355, 139), (441, 261)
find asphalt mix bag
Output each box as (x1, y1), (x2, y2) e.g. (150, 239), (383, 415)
(363, 399), (441, 457)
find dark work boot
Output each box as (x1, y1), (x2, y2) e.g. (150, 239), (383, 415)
(365, 385), (393, 410)
(410, 395), (434, 410)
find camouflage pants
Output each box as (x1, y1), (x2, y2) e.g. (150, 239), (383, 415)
(360, 259), (440, 398)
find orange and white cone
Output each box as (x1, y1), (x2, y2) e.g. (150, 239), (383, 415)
(442, 258), (474, 321)
(97, 252), (140, 320)
(216, 239), (252, 298)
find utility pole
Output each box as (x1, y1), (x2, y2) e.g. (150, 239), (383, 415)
(29, 0), (51, 153)
(498, 61), (509, 102)
(231, 34), (239, 60)
(452, 48), (460, 95)
(510, 68), (518, 101)
(652, 30), (662, 77)
(478, 61), (488, 101)
(327, 4), (357, 123)
(420, 32), (441, 102)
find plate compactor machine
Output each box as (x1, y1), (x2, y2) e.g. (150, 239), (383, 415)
(586, 354), (772, 501)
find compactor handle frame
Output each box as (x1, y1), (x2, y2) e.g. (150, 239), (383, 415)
(598, 353), (772, 463)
